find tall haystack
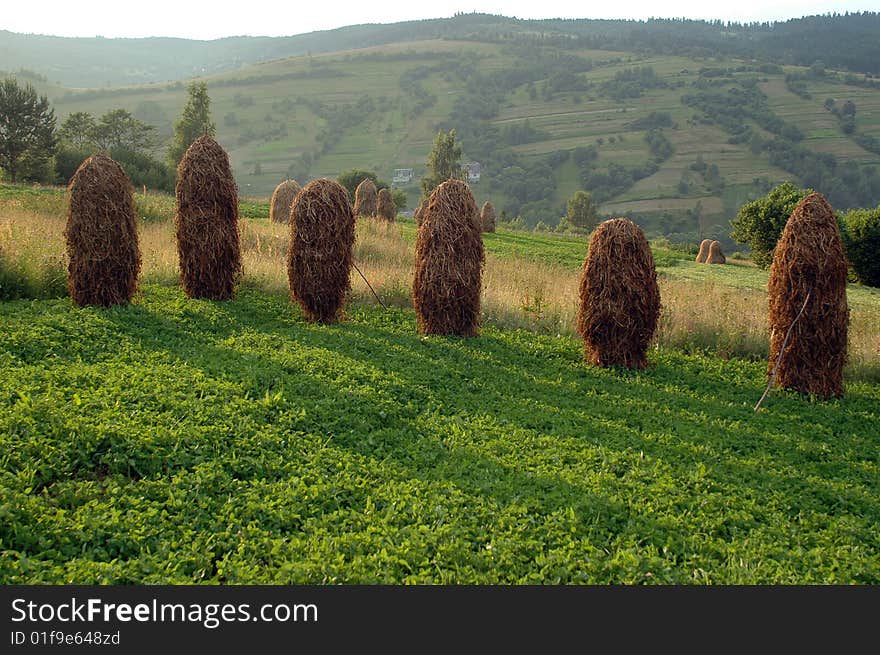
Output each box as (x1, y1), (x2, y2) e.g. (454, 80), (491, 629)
(480, 201), (496, 233)
(269, 179), (301, 224)
(65, 153), (141, 307)
(287, 178), (355, 323)
(175, 135), (241, 300)
(354, 178), (378, 219)
(767, 192), (848, 398)
(412, 179), (484, 336)
(695, 239), (711, 263)
(576, 218), (660, 369)
(706, 240), (726, 264)
(414, 199), (427, 226)
(376, 188), (396, 222)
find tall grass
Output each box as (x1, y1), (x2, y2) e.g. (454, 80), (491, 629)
(2, 186), (878, 381)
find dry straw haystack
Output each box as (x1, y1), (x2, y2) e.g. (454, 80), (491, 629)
(376, 187), (396, 222)
(65, 153), (141, 307)
(287, 178), (355, 323)
(414, 199), (427, 226)
(269, 179), (301, 223)
(706, 240), (726, 264)
(576, 218), (660, 369)
(412, 179), (484, 336)
(767, 192), (849, 398)
(354, 178), (378, 218)
(175, 135), (241, 300)
(480, 201), (496, 233)
(695, 239), (711, 263)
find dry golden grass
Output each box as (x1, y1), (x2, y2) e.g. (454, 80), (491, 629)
(2, 202), (878, 381)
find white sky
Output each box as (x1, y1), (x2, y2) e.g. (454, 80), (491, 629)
(2, 1), (876, 40)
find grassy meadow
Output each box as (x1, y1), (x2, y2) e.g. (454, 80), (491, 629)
(1, 184), (879, 583)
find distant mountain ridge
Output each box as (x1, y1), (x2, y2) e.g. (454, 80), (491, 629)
(2, 12), (879, 88)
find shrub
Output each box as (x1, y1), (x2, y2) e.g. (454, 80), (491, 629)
(731, 182), (812, 268)
(840, 206), (880, 287)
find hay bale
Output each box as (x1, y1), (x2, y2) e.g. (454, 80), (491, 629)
(576, 218), (660, 369)
(65, 153), (141, 307)
(412, 179), (484, 336)
(767, 192), (849, 398)
(354, 178), (378, 219)
(269, 179), (301, 223)
(175, 135), (241, 300)
(695, 239), (711, 263)
(376, 188), (396, 222)
(706, 240), (726, 264)
(480, 201), (496, 233)
(287, 178), (355, 323)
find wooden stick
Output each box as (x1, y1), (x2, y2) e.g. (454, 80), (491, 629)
(352, 261), (387, 310)
(754, 289), (812, 412)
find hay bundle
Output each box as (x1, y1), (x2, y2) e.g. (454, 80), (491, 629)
(767, 192), (848, 398)
(175, 135), (241, 300)
(376, 188), (396, 221)
(480, 201), (496, 233)
(695, 239), (711, 263)
(65, 153), (141, 307)
(706, 240), (726, 264)
(354, 178), (378, 218)
(576, 218), (660, 369)
(414, 199), (427, 226)
(412, 179), (484, 336)
(287, 178), (355, 323)
(269, 179), (301, 223)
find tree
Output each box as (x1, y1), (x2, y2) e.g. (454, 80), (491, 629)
(337, 168), (406, 209)
(338, 169), (379, 201)
(565, 190), (599, 231)
(730, 181), (812, 268)
(420, 128), (462, 202)
(840, 205), (880, 287)
(0, 77), (57, 182)
(59, 111), (97, 149)
(167, 81), (216, 168)
(93, 109), (157, 153)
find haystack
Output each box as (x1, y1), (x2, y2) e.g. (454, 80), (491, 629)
(269, 179), (301, 223)
(287, 178), (355, 323)
(414, 199), (427, 226)
(412, 179), (484, 336)
(706, 240), (726, 264)
(354, 178), (378, 219)
(576, 218), (660, 369)
(767, 192), (848, 398)
(175, 135), (241, 300)
(65, 153), (141, 307)
(376, 188), (396, 222)
(695, 239), (711, 263)
(480, 201), (496, 233)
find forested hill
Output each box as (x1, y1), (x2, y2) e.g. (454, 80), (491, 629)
(3, 12), (879, 88)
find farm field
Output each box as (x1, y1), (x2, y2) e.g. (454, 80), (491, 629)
(1, 183), (879, 583)
(23, 32), (878, 243)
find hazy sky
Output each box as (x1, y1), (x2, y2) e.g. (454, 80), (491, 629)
(3, 1), (875, 40)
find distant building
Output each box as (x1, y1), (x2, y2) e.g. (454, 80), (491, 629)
(463, 162), (481, 183)
(392, 168), (414, 184)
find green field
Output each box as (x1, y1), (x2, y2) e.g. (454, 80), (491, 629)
(1, 283), (878, 584)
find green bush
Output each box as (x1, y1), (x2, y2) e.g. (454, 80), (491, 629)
(730, 181), (812, 268)
(840, 206), (880, 287)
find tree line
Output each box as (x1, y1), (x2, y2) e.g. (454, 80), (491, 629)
(0, 78), (216, 192)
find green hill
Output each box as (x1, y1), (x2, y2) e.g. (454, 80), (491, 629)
(7, 13), (880, 247)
